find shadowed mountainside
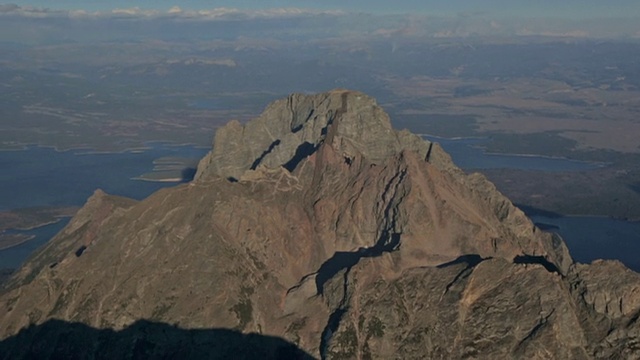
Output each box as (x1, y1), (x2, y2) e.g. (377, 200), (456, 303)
(0, 319), (313, 360)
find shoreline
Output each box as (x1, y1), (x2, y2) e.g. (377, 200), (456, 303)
(11, 218), (65, 232)
(0, 140), (209, 155)
(131, 176), (183, 183)
(420, 133), (488, 141)
(420, 133), (608, 167)
(481, 150), (608, 166)
(541, 213), (640, 223)
(524, 210), (640, 223)
(0, 234), (36, 252)
(0, 210), (77, 233)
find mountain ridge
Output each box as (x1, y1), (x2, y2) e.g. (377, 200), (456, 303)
(1, 90), (638, 359)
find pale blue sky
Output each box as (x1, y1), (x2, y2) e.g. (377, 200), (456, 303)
(6, 0), (640, 18)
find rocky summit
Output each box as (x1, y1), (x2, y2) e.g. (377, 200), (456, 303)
(1, 90), (639, 359)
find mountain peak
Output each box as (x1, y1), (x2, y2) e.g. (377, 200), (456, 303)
(194, 90), (433, 182)
(2, 90), (639, 359)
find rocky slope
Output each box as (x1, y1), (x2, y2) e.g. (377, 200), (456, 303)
(1, 90), (639, 359)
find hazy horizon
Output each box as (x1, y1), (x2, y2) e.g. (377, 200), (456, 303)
(2, 2), (640, 43)
(5, 1), (640, 18)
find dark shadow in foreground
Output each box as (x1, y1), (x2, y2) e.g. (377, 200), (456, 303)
(514, 255), (560, 274)
(0, 319), (315, 360)
(436, 254), (484, 269)
(315, 232), (400, 295)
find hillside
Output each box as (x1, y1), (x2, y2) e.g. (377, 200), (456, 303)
(1, 90), (638, 359)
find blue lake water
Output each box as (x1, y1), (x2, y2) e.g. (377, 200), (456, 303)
(0, 143), (207, 211)
(423, 135), (605, 171)
(529, 215), (640, 272)
(1, 136), (639, 273)
(0, 143), (208, 268)
(430, 135), (640, 272)
(2, 220), (70, 269)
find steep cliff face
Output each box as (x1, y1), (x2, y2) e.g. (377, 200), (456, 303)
(193, 90), (570, 271)
(1, 90), (638, 359)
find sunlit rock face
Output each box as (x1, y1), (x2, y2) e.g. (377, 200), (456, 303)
(1, 90), (638, 360)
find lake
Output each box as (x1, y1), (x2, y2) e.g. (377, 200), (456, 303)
(1, 137), (639, 273)
(0, 143), (207, 211)
(529, 215), (640, 272)
(0, 143), (208, 268)
(2, 220), (70, 269)
(423, 135), (605, 171)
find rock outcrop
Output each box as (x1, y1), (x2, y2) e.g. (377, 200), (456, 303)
(1, 90), (638, 359)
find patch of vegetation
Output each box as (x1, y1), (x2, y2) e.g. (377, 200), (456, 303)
(286, 317), (307, 344)
(28, 309), (42, 324)
(372, 279), (386, 290)
(49, 280), (79, 317)
(73, 295), (97, 323)
(362, 342), (373, 360)
(150, 295), (177, 321)
(240, 285), (254, 297)
(328, 324), (358, 359)
(51, 278), (64, 290)
(403, 327), (429, 345)
(286, 317), (307, 333)
(358, 314), (365, 331)
(247, 251), (267, 271)
(151, 303), (172, 321)
(22, 269), (39, 287)
(224, 268), (243, 277)
(5, 295), (19, 312)
(231, 299), (253, 330)
(367, 317), (385, 338)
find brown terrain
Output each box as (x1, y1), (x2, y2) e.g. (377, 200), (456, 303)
(387, 76), (640, 153)
(0, 90), (639, 359)
(386, 73), (640, 220)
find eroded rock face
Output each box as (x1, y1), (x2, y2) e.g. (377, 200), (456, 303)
(194, 91), (432, 182)
(1, 90), (639, 359)
(321, 257), (587, 359)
